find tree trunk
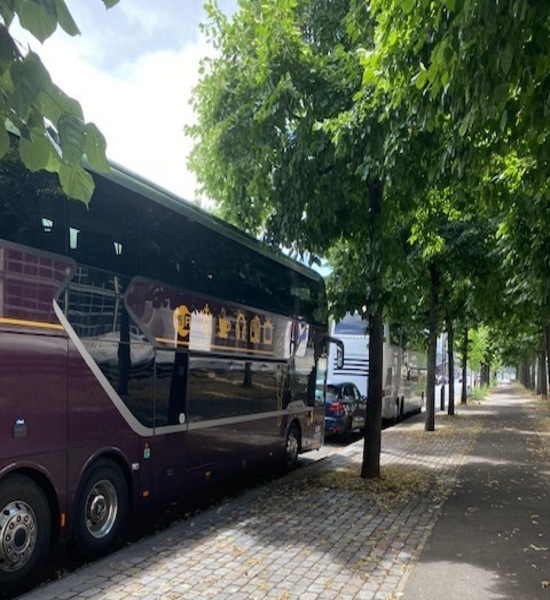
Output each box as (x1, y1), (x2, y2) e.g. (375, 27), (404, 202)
(539, 341), (547, 399)
(530, 354), (537, 390)
(446, 309), (455, 416)
(243, 362), (253, 388)
(363, 313), (383, 479)
(518, 360), (527, 387)
(522, 358), (530, 388)
(482, 363), (490, 386)
(362, 178), (384, 479)
(461, 328), (468, 404)
(546, 325), (550, 397)
(425, 261), (439, 431)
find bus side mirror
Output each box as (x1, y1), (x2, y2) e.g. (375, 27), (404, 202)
(325, 336), (344, 369)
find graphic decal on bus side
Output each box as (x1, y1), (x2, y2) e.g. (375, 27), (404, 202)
(125, 277), (293, 359)
(0, 240), (75, 327)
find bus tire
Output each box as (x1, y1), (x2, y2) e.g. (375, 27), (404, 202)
(74, 459), (128, 559)
(283, 424), (300, 471)
(0, 474), (51, 595)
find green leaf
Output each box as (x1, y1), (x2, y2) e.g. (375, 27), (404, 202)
(0, 24), (19, 73)
(17, 0), (58, 42)
(0, 2), (15, 27)
(10, 52), (51, 116)
(499, 109), (508, 132)
(58, 112), (86, 165)
(494, 83), (509, 106)
(58, 163), (94, 204)
(0, 120), (9, 158)
(501, 42), (514, 75)
(26, 106), (44, 129)
(19, 132), (52, 171)
(53, 0), (80, 36)
(101, 0), (120, 8)
(85, 122), (110, 173)
(38, 83), (83, 123)
(44, 142), (62, 172)
(415, 69), (428, 89)
(402, 0), (416, 14)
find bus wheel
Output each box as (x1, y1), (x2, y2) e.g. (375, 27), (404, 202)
(74, 460), (128, 559)
(284, 425), (300, 471)
(0, 474), (51, 594)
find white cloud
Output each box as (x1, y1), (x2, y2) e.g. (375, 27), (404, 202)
(11, 4), (223, 203)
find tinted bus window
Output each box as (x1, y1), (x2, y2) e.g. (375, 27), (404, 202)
(187, 357), (279, 422)
(0, 154), (66, 254)
(67, 176), (140, 275)
(140, 200), (326, 323)
(154, 350), (188, 427)
(141, 201), (198, 292)
(60, 268), (155, 427)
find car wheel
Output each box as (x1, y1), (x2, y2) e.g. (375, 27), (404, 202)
(74, 460), (128, 559)
(0, 474), (51, 595)
(342, 417), (353, 444)
(393, 399), (400, 423)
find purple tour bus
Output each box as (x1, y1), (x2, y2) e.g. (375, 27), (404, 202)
(0, 149), (341, 593)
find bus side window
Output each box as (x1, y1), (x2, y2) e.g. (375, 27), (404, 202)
(0, 212), (20, 241)
(75, 227), (116, 268)
(0, 155), (69, 253)
(154, 351), (188, 427)
(186, 358), (278, 422)
(66, 175), (140, 275)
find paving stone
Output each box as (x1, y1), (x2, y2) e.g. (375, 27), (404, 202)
(20, 399), (529, 600)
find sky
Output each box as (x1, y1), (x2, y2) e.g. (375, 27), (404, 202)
(13, 0), (238, 205)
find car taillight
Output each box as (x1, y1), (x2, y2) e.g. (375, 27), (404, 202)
(329, 401), (345, 415)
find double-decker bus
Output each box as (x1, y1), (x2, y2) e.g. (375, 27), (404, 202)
(0, 147), (341, 593)
(327, 312), (426, 422)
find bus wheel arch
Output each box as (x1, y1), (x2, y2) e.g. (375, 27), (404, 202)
(283, 421), (301, 470)
(73, 458), (129, 559)
(17, 467), (60, 545)
(0, 473), (52, 594)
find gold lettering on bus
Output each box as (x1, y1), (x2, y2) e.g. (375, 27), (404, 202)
(173, 305), (191, 338)
(250, 315), (261, 344)
(236, 311), (247, 341)
(218, 307), (231, 339)
(263, 318), (274, 345)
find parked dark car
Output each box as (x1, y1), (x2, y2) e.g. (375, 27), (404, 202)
(324, 382), (367, 441)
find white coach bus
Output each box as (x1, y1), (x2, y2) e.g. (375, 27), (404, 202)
(327, 312), (426, 422)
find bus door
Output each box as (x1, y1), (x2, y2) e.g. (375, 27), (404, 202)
(149, 350), (190, 502)
(288, 326), (325, 451)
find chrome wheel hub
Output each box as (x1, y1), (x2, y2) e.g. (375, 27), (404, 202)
(85, 480), (118, 539)
(0, 501), (37, 572)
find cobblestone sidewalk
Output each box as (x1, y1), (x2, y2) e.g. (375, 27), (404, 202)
(22, 407), (484, 600)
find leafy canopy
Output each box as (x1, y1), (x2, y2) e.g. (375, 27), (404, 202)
(0, 0), (120, 203)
